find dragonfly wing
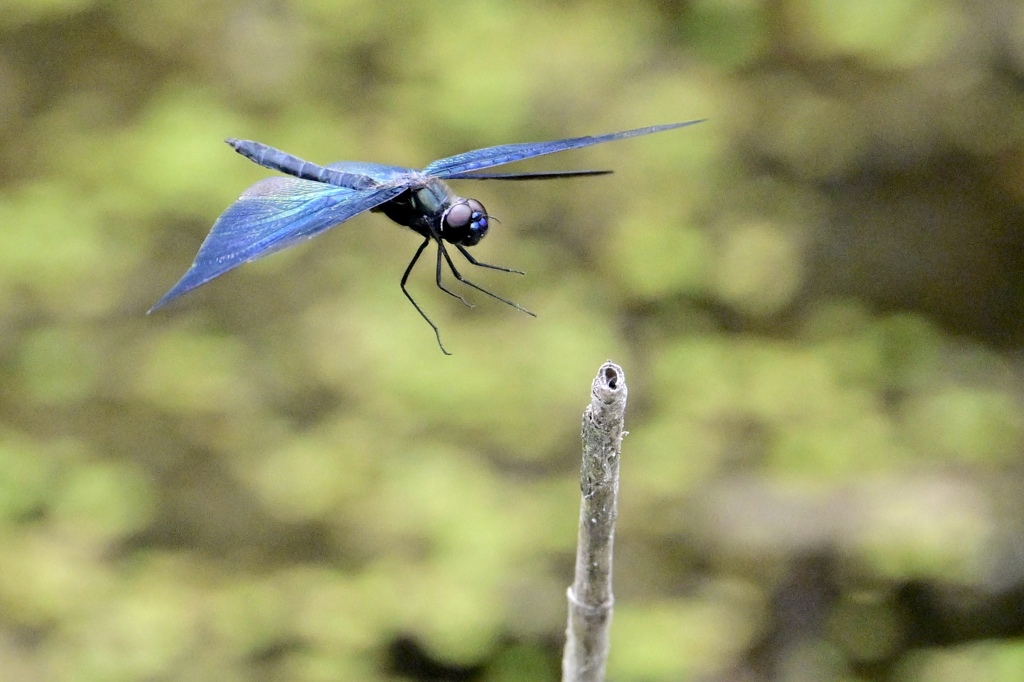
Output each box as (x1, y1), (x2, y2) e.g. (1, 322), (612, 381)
(423, 120), (703, 178)
(150, 177), (404, 311)
(327, 161), (419, 184)
(443, 169), (613, 180)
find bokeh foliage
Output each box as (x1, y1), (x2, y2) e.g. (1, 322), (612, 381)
(2, 1), (1024, 680)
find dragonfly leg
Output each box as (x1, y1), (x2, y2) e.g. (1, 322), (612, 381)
(441, 248), (536, 318)
(434, 241), (473, 308)
(454, 244), (525, 275)
(401, 238), (450, 355)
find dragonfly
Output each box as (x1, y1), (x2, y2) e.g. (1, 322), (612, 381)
(150, 119), (702, 354)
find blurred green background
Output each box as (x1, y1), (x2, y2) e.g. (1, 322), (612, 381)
(3, 0), (1024, 680)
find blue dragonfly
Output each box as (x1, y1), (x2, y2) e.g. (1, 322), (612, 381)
(150, 120), (702, 353)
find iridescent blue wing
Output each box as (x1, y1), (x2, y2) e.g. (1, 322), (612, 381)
(422, 120), (703, 178)
(326, 161), (419, 183)
(149, 177), (404, 311)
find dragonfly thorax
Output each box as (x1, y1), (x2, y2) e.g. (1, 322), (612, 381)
(374, 178), (489, 247)
(373, 181), (447, 235)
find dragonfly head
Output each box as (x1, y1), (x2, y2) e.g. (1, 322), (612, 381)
(442, 198), (489, 246)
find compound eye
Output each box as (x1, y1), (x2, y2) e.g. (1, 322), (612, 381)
(443, 199), (489, 245)
(466, 199), (489, 235)
(445, 202), (473, 229)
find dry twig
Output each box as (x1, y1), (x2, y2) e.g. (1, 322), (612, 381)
(562, 361), (628, 682)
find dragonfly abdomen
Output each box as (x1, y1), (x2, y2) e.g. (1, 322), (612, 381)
(226, 139), (377, 190)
